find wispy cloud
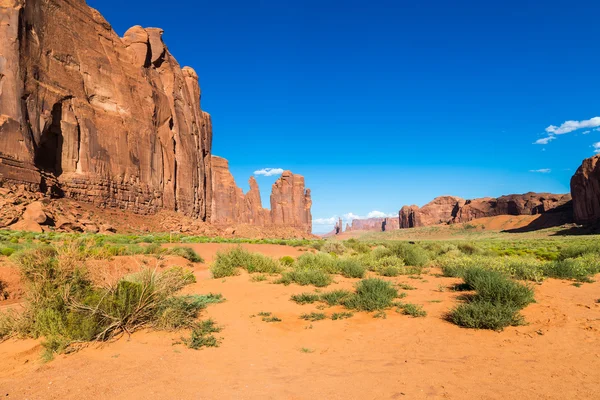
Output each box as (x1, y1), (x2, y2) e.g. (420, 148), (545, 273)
(583, 130), (591, 135)
(254, 168), (284, 177)
(533, 136), (556, 145)
(529, 168), (551, 173)
(313, 217), (337, 225)
(593, 142), (600, 153)
(546, 117), (600, 135)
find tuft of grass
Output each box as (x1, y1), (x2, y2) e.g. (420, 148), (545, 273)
(290, 292), (320, 305)
(262, 316), (282, 323)
(251, 274), (268, 282)
(295, 252), (339, 274)
(331, 312), (353, 320)
(322, 241), (347, 255)
(397, 283), (416, 290)
(373, 311), (387, 319)
(343, 278), (399, 312)
(300, 312), (327, 321)
(300, 347), (315, 353)
(164, 247), (204, 263)
(319, 289), (352, 306)
(448, 302), (524, 330)
(396, 303), (427, 318)
(279, 256), (295, 267)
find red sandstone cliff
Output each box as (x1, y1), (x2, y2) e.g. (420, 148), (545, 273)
(0, 0), (312, 234)
(399, 193), (571, 228)
(210, 158), (312, 233)
(571, 154), (600, 225)
(349, 217), (400, 231)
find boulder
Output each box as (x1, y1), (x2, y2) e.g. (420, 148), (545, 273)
(571, 154), (600, 225)
(10, 220), (43, 233)
(22, 201), (47, 224)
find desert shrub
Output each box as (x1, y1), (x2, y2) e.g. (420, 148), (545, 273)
(211, 247), (281, 278)
(322, 241), (347, 255)
(3, 246), (215, 358)
(279, 256), (295, 267)
(277, 269), (333, 287)
(164, 247), (204, 263)
(295, 252), (339, 274)
(395, 302), (427, 317)
(344, 239), (371, 254)
(558, 241), (600, 260)
(300, 312), (326, 321)
(184, 319), (222, 349)
(457, 242), (482, 255)
(448, 268), (534, 331)
(251, 274), (268, 282)
(290, 292), (320, 305)
(310, 241), (324, 251)
(338, 258), (366, 278)
(388, 242), (430, 267)
(331, 312), (353, 320)
(319, 289), (352, 306)
(542, 254), (600, 282)
(449, 302), (524, 330)
(371, 246), (393, 260)
(343, 278), (398, 312)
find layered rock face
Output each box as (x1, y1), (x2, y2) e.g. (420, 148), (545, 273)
(0, 0), (212, 219)
(210, 159), (312, 233)
(571, 154), (600, 225)
(399, 193), (572, 228)
(349, 217), (400, 231)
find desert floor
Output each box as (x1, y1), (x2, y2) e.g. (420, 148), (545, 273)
(1, 242), (599, 399)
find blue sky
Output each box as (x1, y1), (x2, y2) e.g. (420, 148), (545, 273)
(89, 0), (600, 233)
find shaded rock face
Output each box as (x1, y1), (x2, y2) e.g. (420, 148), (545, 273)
(210, 158), (312, 233)
(571, 155), (600, 225)
(350, 217), (400, 231)
(399, 193), (572, 228)
(0, 0), (212, 219)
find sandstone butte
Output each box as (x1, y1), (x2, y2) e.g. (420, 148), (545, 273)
(571, 153), (600, 226)
(0, 0), (311, 234)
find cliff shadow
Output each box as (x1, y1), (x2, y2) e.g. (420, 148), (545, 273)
(502, 212), (574, 234)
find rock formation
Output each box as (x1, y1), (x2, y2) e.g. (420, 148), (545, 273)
(270, 172), (312, 233)
(210, 158), (312, 233)
(571, 154), (600, 225)
(350, 217), (400, 231)
(399, 193), (572, 228)
(0, 0), (212, 218)
(0, 0), (312, 235)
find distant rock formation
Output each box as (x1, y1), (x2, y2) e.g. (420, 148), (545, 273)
(211, 157), (312, 233)
(399, 193), (572, 228)
(571, 154), (600, 225)
(350, 217), (400, 231)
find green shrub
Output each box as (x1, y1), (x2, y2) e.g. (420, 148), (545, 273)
(319, 289), (352, 306)
(279, 256), (295, 267)
(331, 312), (353, 320)
(322, 241), (347, 255)
(184, 319), (222, 349)
(396, 303), (427, 318)
(449, 302), (524, 330)
(338, 259), (366, 278)
(388, 242), (430, 267)
(277, 269), (333, 287)
(295, 252), (339, 274)
(300, 312), (326, 321)
(164, 247), (204, 263)
(543, 254), (600, 282)
(290, 292), (320, 305)
(344, 239), (371, 254)
(343, 278), (398, 311)
(211, 247), (281, 278)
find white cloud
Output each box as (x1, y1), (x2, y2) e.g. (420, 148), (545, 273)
(313, 217), (337, 225)
(529, 168), (551, 173)
(546, 117), (600, 135)
(583, 130), (591, 135)
(593, 142), (600, 153)
(254, 168), (284, 177)
(367, 211), (396, 218)
(533, 136), (556, 145)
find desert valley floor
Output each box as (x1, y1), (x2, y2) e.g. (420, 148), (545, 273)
(1, 234), (600, 399)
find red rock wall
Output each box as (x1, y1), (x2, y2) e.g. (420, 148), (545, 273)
(350, 217), (400, 231)
(399, 193), (572, 228)
(211, 159), (312, 233)
(571, 155), (600, 225)
(0, 0), (212, 219)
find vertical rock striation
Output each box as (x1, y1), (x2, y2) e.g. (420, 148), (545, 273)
(0, 0), (212, 218)
(571, 154), (600, 225)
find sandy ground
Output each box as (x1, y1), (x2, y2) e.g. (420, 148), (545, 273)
(1, 243), (600, 399)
